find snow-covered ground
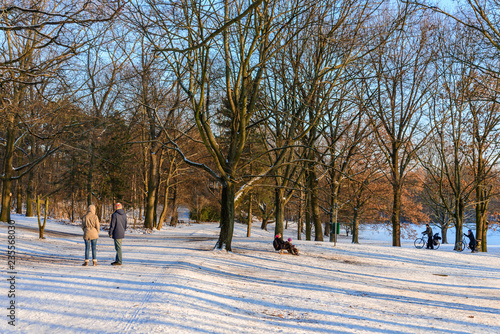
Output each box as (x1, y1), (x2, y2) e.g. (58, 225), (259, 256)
(1, 214), (499, 334)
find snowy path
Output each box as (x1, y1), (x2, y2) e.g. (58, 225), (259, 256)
(0, 215), (499, 333)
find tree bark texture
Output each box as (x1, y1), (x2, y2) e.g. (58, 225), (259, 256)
(247, 193), (252, 237)
(1, 123), (15, 222)
(391, 182), (402, 247)
(309, 169), (323, 241)
(352, 209), (360, 244)
(216, 182), (235, 251)
(454, 199), (465, 250)
(144, 152), (158, 229)
(274, 187), (284, 237)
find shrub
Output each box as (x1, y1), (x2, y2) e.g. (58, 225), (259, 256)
(190, 205), (220, 222)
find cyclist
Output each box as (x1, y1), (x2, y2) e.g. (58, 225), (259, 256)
(422, 224), (433, 249)
(463, 229), (476, 253)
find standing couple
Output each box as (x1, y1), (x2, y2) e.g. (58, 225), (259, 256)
(81, 203), (127, 266)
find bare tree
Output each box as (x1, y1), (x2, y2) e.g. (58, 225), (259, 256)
(0, 1), (123, 221)
(364, 5), (437, 246)
(405, 1), (500, 58)
(131, 0), (323, 250)
(406, 1), (500, 251)
(343, 140), (386, 243)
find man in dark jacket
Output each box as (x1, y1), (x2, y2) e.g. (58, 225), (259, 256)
(423, 224), (433, 249)
(464, 229), (476, 253)
(109, 203), (127, 265)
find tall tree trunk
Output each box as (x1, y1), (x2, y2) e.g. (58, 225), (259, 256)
(260, 204), (270, 231)
(274, 187), (284, 237)
(305, 193), (311, 241)
(96, 200), (103, 222)
(261, 217), (268, 231)
(25, 135), (37, 217)
(297, 189), (304, 240)
(87, 151), (94, 206)
(215, 181), (235, 251)
(1, 124), (15, 222)
(247, 193), (252, 237)
(139, 193), (143, 221)
(329, 174), (341, 242)
(132, 174), (137, 221)
(170, 183), (178, 226)
(475, 184), (489, 252)
(441, 226), (448, 244)
(16, 153), (22, 214)
(454, 199), (465, 250)
(482, 220), (488, 251)
(153, 152), (164, 228)
(158, 180), (170, 230)
(324, 222), (330, 237)
(153, 183), (159, 229)
(309, 170), (323, 241)
(391, 183), (402, 247)
(26, 169), (35, 217)
(16, 179), (22, 214)
(352, 205), (360, 243)
(247, 154), (253, 237)
(144, 152), (158, 229)
(36, 195), (48, 239)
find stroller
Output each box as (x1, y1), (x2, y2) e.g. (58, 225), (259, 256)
(433, 233), (441, 246)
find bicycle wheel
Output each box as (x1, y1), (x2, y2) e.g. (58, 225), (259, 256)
(434, 241), (440, 250)
(414, 238), (425, 249)
(456, 241), (465, 252)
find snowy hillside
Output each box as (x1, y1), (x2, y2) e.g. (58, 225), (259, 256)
(1, 214), (499, 333)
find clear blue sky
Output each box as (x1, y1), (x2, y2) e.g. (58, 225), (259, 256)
(435, 0), (459, 11)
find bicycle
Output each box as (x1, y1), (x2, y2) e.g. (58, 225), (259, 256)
(456, 239), (469, 252)
(456, 235), (479, 252)
(414, 233), (441, 250)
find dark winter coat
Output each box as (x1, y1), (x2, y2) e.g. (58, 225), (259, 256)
(424, 226), (433, 237)
(109, 209), (127, 239)
(465, 231), (476, 245)
(273, 237), (285, 250)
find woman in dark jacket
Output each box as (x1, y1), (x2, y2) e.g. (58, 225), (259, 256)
(273, 234), (299, 255)
(464, 230), (476, 253)
(273, 234), (286, 251)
